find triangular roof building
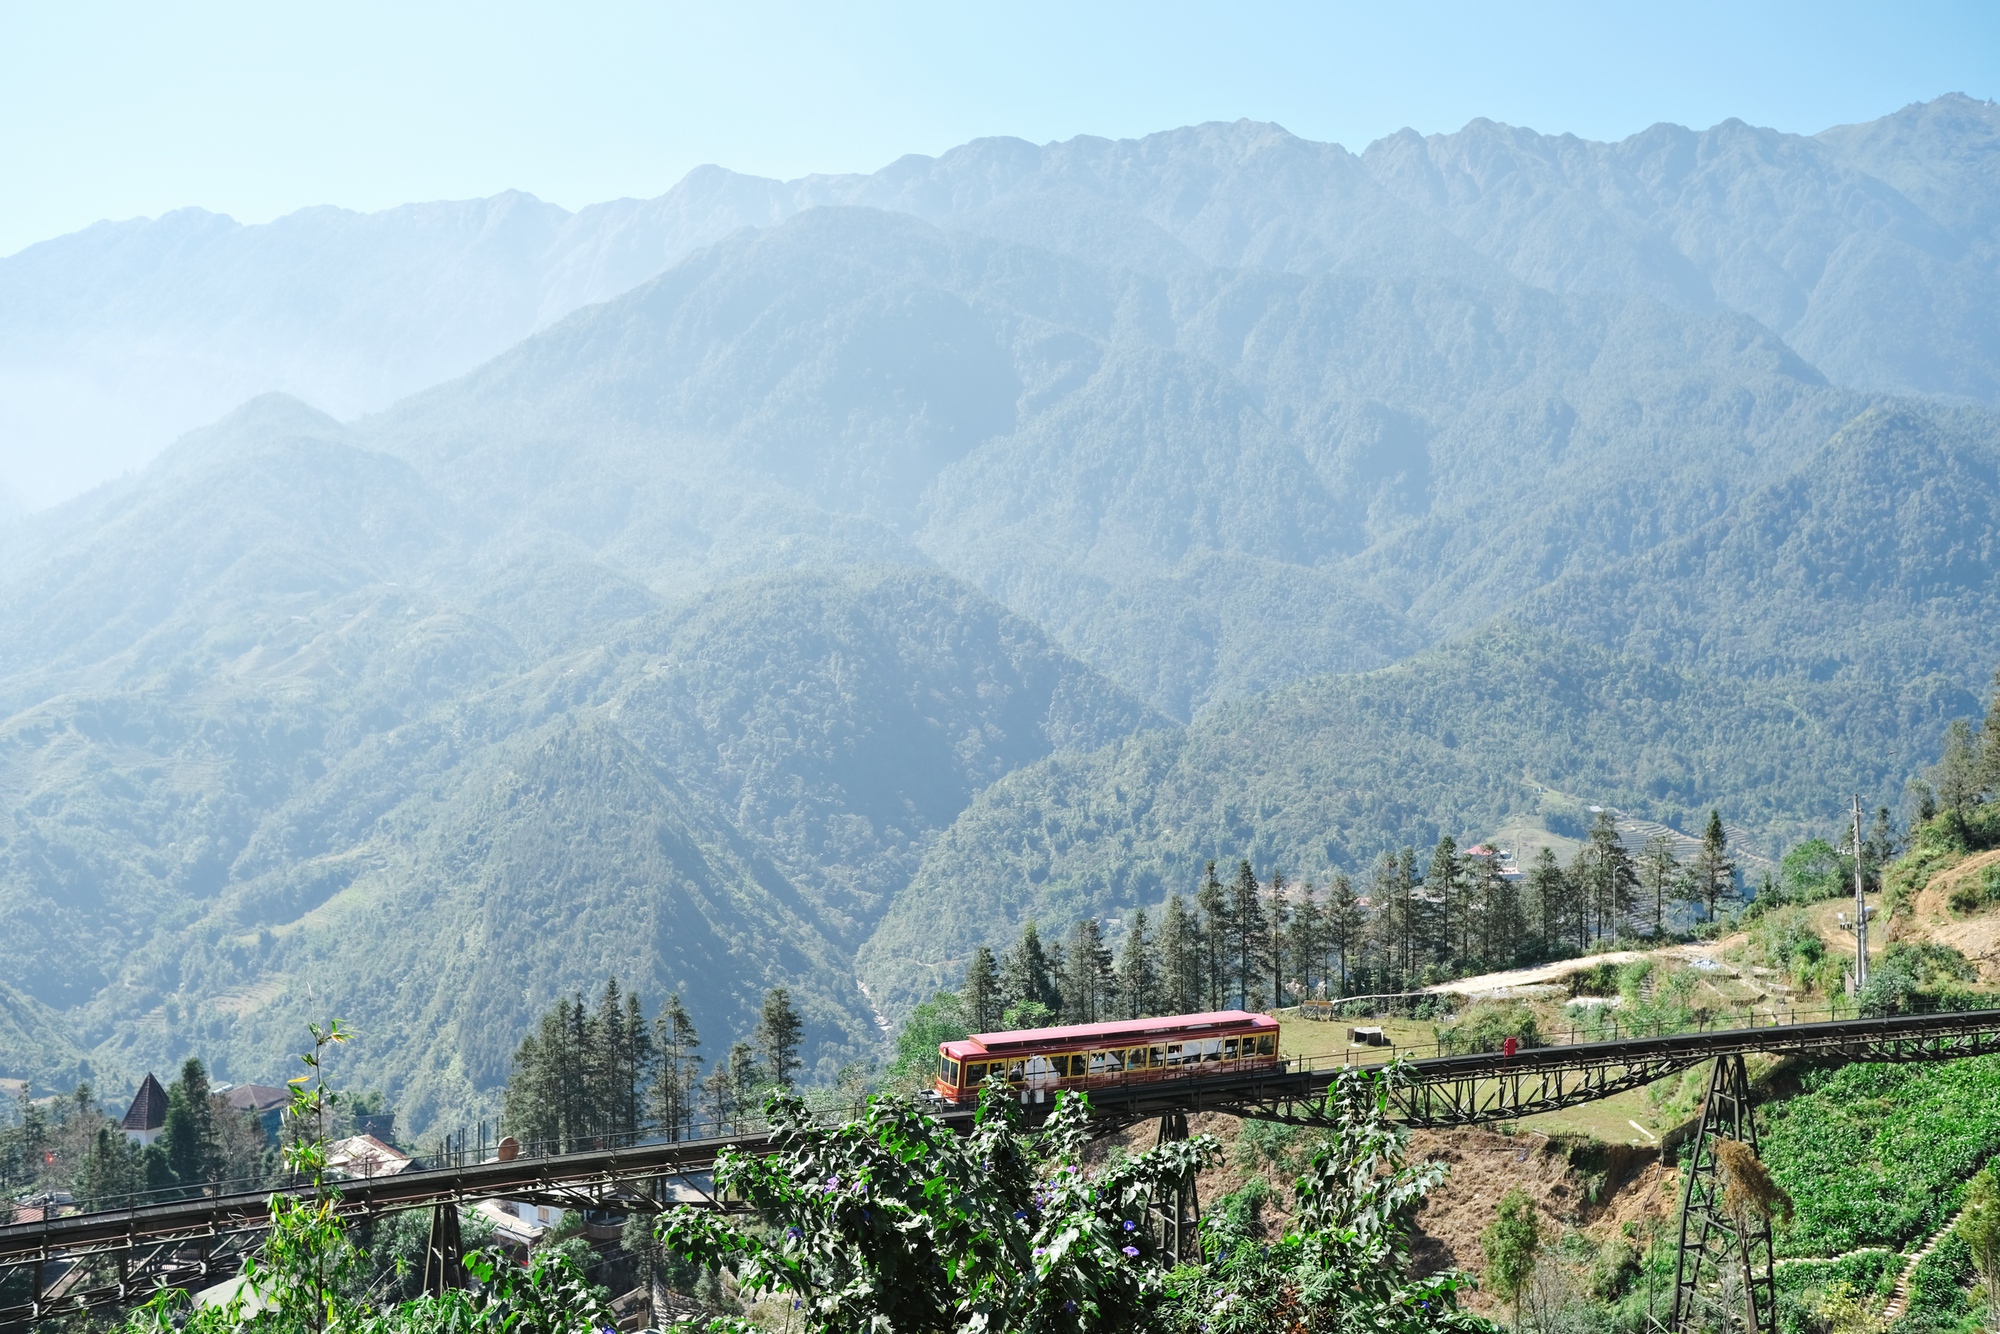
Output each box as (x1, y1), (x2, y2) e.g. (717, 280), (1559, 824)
(122, 1073), (169, 1146)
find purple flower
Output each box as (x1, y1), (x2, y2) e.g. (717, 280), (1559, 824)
(1013, 1210), (1027, 1221)
(1122, 1219), (1136, 1232)
(1122, 1246), (1139, 1257)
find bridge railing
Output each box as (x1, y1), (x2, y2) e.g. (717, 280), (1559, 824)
(1277, 992), (1998, 1073)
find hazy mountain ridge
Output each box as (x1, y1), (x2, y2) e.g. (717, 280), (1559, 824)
(7, 95), (1998, 507)
(348, 204), (1874, 717)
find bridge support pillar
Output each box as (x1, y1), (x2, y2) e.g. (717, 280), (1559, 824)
(1150, 1112), (1200, 1266)
(1669, 1054), (1776, 1334)
(421, 1203), (466, 1297)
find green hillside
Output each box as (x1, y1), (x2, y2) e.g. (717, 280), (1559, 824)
(1526, 405), (2000, 692)
(858, 623), (1933, 1014)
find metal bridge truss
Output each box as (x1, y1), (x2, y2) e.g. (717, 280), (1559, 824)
(10, 1008), (2000, 1326)
(0, 1135), (782, 1326)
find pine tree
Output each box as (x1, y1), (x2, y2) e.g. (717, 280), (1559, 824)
(1526, 847), (1568, 953)
(1638, 835), (1680, 939)
(1002, 921), (1061, 1015)
(1426, 835), (1461, 971)
(1470, 850), (1523, 967)
(1115, 910), (1160, 1019)
(1981, 664), (2000, 795)
(1369, 849), (1421, 988)
(1564, 846), (1596, 947)
(76, 1127), (144, 1208)
(757, 987), (805, 1090)
(163, 1058), (222, 1194)
(701, 1052), (739, 1136)
(1690, 809), (1737, 922)
(590, 978), (651, 1144)
(728, 1041), (761, 1125)
(651, 992), (702, 1142)
(1935, 718), (1985, 821)
(1582, 811), (1640, 940)
(963, 946), (1001, 1032)
(1229, 861), (1266, 1008)
(1862, 806), (1899, 891)
(1158, 893), (1202, 1014)
(1324, 873), (1362, 996)
(1287, 882), (1323, 1002)
(1265, 872), (1291, 1008)
(1196, 862), (1232, 1010)
(1060, 919), (1115, 1023)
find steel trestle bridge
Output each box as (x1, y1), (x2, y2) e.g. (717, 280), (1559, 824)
(8, 1006), (2000, 1327)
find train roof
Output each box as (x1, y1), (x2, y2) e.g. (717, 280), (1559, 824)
(944, 1009), (1277, 1058)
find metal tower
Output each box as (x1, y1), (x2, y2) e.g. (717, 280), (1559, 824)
(1670, 1055), (1777, 1334)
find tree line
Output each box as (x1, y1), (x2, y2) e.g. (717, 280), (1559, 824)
(942, 807), (1749, 1034)
(500, 980), (805, 1149)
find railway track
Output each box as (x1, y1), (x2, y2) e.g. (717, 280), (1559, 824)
(8, 1006), (2000, 1324)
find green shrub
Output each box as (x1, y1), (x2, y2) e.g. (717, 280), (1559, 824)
(1748, 907), (1827, 986)
(1565, 962), (1622, 998)
(1901, 1232), (1977, 1331)
(1947, 864), (2000, 915)
(1435, 1001), (1542, 1055)
(1858, 942), (1979, 1017)
(1760, 1055), (2000, 1256)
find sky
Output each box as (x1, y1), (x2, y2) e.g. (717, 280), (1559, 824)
(1, 1), (1997, 256)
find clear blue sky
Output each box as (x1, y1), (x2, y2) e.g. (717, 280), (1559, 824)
(2, 1), (1995, 257)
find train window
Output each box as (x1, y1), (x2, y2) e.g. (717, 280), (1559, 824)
(1257, 1035), (1275, 1055)
(967, 1062), (988, 1084)
(1163, 1043), (1184, 1066)
(1202, 1039), (1222, 1062)
(1147, 1046), (1164, 1067)
(1006, 1059), (1027, 1082)
(941, 1058), (961, 1085)
(1089, 1050), (1113, 1074)
(1104, 1049), (1124, 1073)
(1223, 1038), (1239, 1059)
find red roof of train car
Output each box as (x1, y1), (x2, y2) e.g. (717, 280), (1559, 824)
(944, 1009), (1276, 1059)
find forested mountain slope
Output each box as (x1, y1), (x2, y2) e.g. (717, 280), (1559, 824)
(0, 401), (1152, 1106)
(857, 623), (1946, 1013)
(1522, 404), (2000, 687)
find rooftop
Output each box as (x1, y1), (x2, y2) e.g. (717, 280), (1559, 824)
(324, 1134), (412, 1180)
(122, 1074), (169, 1133)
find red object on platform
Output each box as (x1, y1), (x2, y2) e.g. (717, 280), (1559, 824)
(1502, 1037), (1519, 1058)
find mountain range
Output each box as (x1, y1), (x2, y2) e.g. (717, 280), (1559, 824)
(2, 96), (1998, 1126)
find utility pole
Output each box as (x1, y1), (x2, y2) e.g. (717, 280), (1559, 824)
(1852, 794), (1869, 989)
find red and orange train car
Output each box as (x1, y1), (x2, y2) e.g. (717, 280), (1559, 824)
(935, 1009), (1281, 1104)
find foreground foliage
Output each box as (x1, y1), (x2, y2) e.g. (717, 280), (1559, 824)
(655, 1064), (1495, 1334)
